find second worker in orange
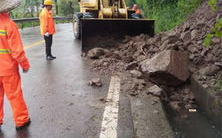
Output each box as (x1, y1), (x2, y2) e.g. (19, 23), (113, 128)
(40, 0), (56, 60)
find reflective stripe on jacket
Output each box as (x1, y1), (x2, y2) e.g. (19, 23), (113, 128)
(0, 49), (11, 54)
(39, 8), (55, 35)
(0, 30), (7, 35)
(0, 12), (30, 76)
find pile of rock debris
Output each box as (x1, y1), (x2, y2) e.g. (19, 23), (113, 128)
(86, 0), (222, 111)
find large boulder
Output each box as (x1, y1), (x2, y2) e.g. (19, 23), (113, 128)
(141, 50), (190, 86)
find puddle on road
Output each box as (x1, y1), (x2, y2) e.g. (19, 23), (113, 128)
(163, 102), (222, 138)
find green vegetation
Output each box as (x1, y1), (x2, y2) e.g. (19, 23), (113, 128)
(203, 0), (222, 92)
(126, 0), (204, 33)
(17, 22), (40, 29)
(203, 0), (222, 47)
(11, 0), (204, 32)
(10, 0), (77, 29)
(58, 0), (79, 17)
(215, 80), (222, 92)
(16, 20), (69, 29)
(203, 18), (222, 47)
(208, 0), (219, 11)
(11, 0), (78, 19)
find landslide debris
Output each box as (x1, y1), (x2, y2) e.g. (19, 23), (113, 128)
(87, 0), (222, 111)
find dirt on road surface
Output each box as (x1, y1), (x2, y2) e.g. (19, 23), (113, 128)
(86, 0), (222, 113)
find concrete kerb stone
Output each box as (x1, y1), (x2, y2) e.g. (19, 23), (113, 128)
(191, 76), (222, 132)
(129, 94), (175, 138)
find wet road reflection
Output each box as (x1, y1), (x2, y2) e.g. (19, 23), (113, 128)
(0, 24), (110, 138)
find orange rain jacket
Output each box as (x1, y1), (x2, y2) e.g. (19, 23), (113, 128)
(39, 8), (55, 35)
(135, 10), (142, 15)
(0, 13), (30, 76)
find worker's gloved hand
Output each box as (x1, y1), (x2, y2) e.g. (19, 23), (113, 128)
(44, 32), (50, 37)
(23, 69), (29, 73)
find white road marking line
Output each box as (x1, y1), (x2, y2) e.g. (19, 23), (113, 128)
(99, 76), (121, 138)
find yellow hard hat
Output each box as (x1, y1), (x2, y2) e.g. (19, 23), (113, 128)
(44, 0), (54, 6)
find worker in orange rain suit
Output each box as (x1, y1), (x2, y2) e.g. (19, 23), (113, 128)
(39, 0), (56, 60)
(132, 4), (142, 19)
(0, 10), (31, 130)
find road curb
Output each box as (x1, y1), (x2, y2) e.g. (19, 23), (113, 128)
(191, 76), (222, 132)
(129, 94), (174, 138)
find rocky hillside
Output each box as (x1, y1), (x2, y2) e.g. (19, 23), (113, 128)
(87, 0), (222, 111)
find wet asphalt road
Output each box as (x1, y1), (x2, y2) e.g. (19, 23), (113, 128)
(0, 24), (133, 138)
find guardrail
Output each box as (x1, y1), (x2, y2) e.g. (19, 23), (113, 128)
(13, 16), (72, 23)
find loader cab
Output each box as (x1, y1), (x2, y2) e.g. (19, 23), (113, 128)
(79, 0), (99, 11)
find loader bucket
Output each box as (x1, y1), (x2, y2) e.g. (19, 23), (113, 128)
(80, 18), (155, 51)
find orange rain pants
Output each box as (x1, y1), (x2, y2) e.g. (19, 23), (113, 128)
(0, 74), (29, 126)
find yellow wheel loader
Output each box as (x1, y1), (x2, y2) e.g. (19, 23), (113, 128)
(73, 0), (155, 51)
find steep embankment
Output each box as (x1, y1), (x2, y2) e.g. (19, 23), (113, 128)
(88, 0), (222, 110)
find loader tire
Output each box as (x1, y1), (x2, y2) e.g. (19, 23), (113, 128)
(73, 13), (82, 40)
(131, 13), (142, 19)
(83, 12), (94, 18)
